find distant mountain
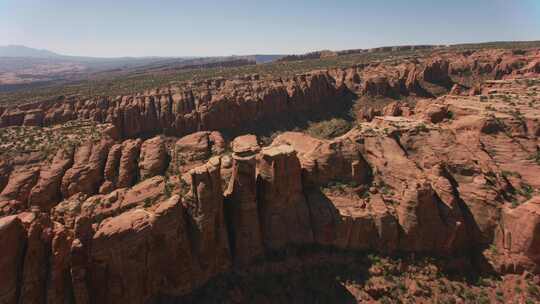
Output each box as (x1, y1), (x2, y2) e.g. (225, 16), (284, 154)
(0, 46), (286, 91)
(0, 45), (63, 58)
(249, 55), (286, 63)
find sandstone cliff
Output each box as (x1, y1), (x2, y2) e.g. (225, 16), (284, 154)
(0, 48), (539, 303)
(2, 49), (539, 139)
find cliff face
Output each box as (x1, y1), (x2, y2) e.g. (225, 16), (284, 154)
(2, 49), (539, 138)
(0, 48), (540, 303)
(0, 72), (344, 139)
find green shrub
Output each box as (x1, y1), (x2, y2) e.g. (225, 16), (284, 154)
(305, 118), (352, 139)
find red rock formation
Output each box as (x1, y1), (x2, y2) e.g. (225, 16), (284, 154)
(230, 134), (260, 156)
(449, 83), (467, 95)
(22, 110), (44, 127)
(116, 139), (142, 188)
(0, 216), (26, 304)
(0, 48), (540, 303)
(173, 131), (225, 173)
(3, 71), (340, 138)
(46, 223), (73, 304)
(272, 132), (371, 187)
(138, 136), (167, 180)
(306, 190), (400, 253)
(100, 143), (122, 194)
(422, 58), (451, 84)
(256, 145), (314, 250)
(0, 167), (40, 206)
(396, 182), (455, 252)
(382, 101), (403, 116)
(356, 106), (382, 122)
(495, 197), (540, 273)
(28, 149), (74, 210)
(18, 213), (53, 304)
(61, 140), (111, 198)
(414, 100), (449, 123)
(0, 109), (25, 128)
(224, 135), (263, 265)
(89, 195), (197, 304)
(175, 131), (224, 161)
(361, 76), (401, 97)
(70, 238), (90, 304)
(0, 161), (11, 193)
(2, 49), (539, 136)
(53, 176), (168, 227)
(182, 157), (231, 281)
(494, 57), (525, 79)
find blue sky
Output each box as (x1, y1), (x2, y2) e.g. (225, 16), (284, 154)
(1, 0), (539, 57)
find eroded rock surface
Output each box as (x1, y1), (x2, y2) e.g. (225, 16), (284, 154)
(0, 48), (539, 303)
(257, 145), (314, 250)
(182, 157), (231, 282)
(224, 135), (263, 265)
(139, 136), (167, 180)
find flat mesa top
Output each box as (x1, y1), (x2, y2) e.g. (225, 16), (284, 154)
(261, 144), (295, 157)
(373, 116), (417, 123)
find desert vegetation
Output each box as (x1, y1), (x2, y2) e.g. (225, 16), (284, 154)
(2, 40), (540, 106)
(0, 120), (108, 161)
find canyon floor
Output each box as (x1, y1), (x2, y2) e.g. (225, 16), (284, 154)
(1, 44), (540, 303)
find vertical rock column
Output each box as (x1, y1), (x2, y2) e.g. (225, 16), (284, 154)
(0, 216), (26, 304)
(99, 143), (122, 194)
(61, 140), (111, 198)
(28, 148), (74, 211)
(224, 135), (264, 266)
(46, 223), (73, 304)
(256, 144), (314, 251)
(116, 139), (142, 188)
(183, 157), (231, 283)
(18, 214), (53, 304)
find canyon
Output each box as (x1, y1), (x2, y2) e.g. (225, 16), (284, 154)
(1, 46), (540, 303)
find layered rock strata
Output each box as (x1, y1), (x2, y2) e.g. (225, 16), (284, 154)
(0, 52), (539, 303)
